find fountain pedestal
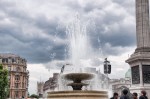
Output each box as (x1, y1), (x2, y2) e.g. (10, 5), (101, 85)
(64, 73), (93, 90)
(47, 90), (108, 99)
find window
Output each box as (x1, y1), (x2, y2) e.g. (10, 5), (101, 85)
(22, 82), (24, 88)
(15, 91), (18, 98)
(23, 67), (25, 72)
(16, 67), (21, 72)
(21, 59), (24, 64)
(22, 91), (25, 97)
(12, 58), (14, 63)
(8, 58), (11, 63)
(15, 83), (19, 88)
(5, 58), (8, 63)
(15, 75), (20, 81)
(2, 58), (5, 63)
(8, 66), (11, 71)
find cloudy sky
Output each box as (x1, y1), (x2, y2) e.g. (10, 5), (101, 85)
(0, 0), (137, 94)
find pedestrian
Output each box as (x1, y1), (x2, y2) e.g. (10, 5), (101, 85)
(139, 91), (148, 99)
(120, 89), (130, 99)
(110, 92), (119, 99)
(133, 92), (138, 99)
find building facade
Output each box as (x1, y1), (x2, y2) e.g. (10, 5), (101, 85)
(0, 53), (29, 98)
(37, 82), (44, 97)
(43, 73), (59, 98)
(110, 78), (131, 96)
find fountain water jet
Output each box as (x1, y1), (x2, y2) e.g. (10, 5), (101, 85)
(47, 15), (108, 99)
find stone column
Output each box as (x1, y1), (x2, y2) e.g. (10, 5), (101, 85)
(136, 0), (150, 49)
(126, 0), (150, 98)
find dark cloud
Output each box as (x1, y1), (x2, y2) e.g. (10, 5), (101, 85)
(86, 12), (136, 55)
(0, 0), (136, 64)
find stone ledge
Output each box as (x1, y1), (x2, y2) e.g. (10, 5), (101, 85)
(135, 47), (150, 53)
(47, 90), (108, 99)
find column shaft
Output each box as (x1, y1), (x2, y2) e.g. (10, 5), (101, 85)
(136, 0), (150, 48)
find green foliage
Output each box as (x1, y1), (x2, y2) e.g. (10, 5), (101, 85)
(30, 94), (39, 98)
(0, 64), (3, 70)
(0, 64), (9, 99)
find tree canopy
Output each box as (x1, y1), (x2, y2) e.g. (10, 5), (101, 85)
(0, 64), (9, 99)
(30, 94), (39, 98)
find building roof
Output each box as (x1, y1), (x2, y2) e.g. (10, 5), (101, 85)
(0, 53), (21, 58)
(125, 69), (131, 78)
(0, 53), (26, 61)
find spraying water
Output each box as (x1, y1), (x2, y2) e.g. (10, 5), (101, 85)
(57, 15), (109, 91)
(66, 15), (92, 72)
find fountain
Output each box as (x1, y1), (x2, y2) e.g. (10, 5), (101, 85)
(64, 73), (94, 90)
(47, 15), (108, 99)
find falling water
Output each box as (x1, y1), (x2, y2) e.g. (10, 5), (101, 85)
(57, 15), (109, 91)
(66, 15), (92, 72)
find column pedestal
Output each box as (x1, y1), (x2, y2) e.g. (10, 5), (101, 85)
(126, 51), (150, 98)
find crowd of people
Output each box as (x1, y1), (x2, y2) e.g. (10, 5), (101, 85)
(110, 90), (148, 99)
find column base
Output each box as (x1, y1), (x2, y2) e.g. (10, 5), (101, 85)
(129, 86), (150, 98)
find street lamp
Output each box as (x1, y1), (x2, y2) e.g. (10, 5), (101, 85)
(103, 58), (111, 89)
(104, 58), (111, 74)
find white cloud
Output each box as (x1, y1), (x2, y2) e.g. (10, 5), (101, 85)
(27, 64), (60, 94)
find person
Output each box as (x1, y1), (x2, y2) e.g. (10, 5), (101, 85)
(120, 89), (130, 99)
(133, 92), (138, 99)
(110, 92), (119, 99)
(139, 91), (148, 99)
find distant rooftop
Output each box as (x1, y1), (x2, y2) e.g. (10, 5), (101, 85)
(0, 53), (21, 58)
(125, 69), (131, 78)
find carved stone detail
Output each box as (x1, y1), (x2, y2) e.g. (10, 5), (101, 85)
(132, 66), (140, 84)
(142, 65), (150, 84)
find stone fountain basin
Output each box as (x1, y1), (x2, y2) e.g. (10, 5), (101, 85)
(47, 90), (108, 99)
(67, 83), (88, 86)
(64, 73), (94, 82)
(63, 73), (95, 90)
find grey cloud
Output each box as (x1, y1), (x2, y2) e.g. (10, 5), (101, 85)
(0, 26), (66, 63)
(0, 0), (136, 64)
(50, 44), (66, 60)
(0, 4), (66, 63)
(86, 14), (136, 56)
(65, 1), (82, 11)
(112, 0), (135, 15)
(34, 16), (58, 34)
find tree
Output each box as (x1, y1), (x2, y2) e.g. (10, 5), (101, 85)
(0, 64), (9, 99)
(30, 94), (39, 98)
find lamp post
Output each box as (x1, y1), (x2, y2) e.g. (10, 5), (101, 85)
(104, 58), (111, 89)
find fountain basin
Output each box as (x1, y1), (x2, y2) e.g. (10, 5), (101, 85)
(64, 73), (94, 82)
(63, 73), (94, 90)
(47, 90), (108, 99)
(67, 83), (88, 90)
